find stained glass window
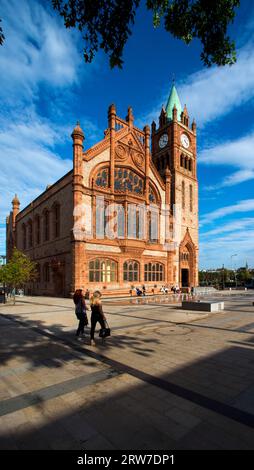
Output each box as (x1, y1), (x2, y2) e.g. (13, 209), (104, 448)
(114, 168), (143, 194)
(149, 187), (156, 203)
(95, 168), (109, 188)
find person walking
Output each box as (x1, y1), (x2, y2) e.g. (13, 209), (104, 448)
(84, 289), (90, 300)
(73, 289), (88, 339)
(90, 292), (106, 346)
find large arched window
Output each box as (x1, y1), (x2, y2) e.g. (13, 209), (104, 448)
(144, 263), (164, 282)
(44, 210), (50, 241)
(127, 204), (145, 240)
(35, 215), (40, 245)
(28, 219), (33, 248)
(123, 260), (139, 282)
(148, 205), (159, 242)
(22, 224), (26, 250)
(53, 203), (60, 238)
(116, 203), (125, 238)
(114, 168), (143, 194)
(89, 259), (117, 282)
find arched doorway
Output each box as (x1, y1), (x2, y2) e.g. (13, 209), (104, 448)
(181, 268), (189, 287)
(179, 230), (197, 288)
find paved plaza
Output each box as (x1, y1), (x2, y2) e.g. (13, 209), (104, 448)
(0, 291), (254, 450)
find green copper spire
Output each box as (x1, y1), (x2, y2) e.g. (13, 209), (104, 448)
(165, 83), (182, 121)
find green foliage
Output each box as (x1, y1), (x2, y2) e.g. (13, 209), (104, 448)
(147, 0), (240, 67)
(0, 1), (240, 68)
(0, 248), (37, 295)
(51, 0), (240, 68)
(52, 0), (141, 68)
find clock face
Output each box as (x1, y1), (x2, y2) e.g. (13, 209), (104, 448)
(159, 134), (168, 149)
(181, 133), (190, 149)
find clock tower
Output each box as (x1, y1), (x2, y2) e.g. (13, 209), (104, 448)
(151, 83), (198, 288)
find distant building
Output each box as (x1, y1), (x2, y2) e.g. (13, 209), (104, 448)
(6, 84), (198, 297)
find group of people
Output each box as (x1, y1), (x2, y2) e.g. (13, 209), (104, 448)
(135, 285), (146, 297)
(73, 289), (107, 345)
(171, 285), (181, 294)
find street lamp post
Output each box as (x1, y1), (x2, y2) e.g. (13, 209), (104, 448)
(230, 254), (238, 289)
(222, 264), (225, 290)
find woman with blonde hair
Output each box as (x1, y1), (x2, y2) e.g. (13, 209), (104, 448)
(90, 292), (106, 345)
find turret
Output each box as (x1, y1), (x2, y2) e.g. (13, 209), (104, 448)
(181, 104), (189, 127)
(126, 106), (134, 128)
(12, 194), (20, 229)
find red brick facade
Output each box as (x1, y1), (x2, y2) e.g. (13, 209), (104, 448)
(6, 95), (198, 297)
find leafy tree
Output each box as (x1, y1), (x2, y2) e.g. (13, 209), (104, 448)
(0, 1), (240, 68)
(51, 0), (240, 68)
(0, 248), (37, 304)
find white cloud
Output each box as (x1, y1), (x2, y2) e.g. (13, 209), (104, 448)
(199, 131), (254, 188)
(201, 218), (254, 237)
(199, 230), (254, 269)
(0, 1), (103, 254)
(0, 116), (72, 250)
(138, 36), (254, 129)
(179, 41), (254, 126)
(200, 199), (254, 226)
(0, 0), (82, 104)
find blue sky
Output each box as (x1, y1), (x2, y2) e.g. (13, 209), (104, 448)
(0, 0), (254, 269)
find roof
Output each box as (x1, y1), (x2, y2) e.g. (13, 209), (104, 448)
(165, 84), (182, 121)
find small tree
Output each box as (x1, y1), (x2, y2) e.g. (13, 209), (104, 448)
(0, 249), (37, 304)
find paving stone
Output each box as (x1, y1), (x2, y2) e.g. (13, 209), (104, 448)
(1, 293), (254, 449)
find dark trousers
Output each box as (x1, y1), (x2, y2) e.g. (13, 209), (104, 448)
(76, 317), (86, 336)
(90, 314), (105, 340)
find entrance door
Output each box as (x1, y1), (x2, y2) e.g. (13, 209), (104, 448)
(181, 268), (189, 287)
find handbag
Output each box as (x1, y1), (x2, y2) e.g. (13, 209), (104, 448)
(99, 320), (111, 338)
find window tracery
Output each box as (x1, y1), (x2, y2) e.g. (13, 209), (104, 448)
(95, 168), (109, 188)
(114, 168), (143, 194)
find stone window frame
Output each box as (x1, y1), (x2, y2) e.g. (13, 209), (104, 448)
(123, 260), (140, 282)
(144, 262), (165, 282)
(88, 258), (118, 283)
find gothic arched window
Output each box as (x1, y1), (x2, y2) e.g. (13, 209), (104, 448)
(94, 168), (109, 188)
(44, 210), (50, 241)
(22, 224), (26, 250)
(148, 206), (159, 242)
(123, 261), (139, 282)
(28, 220), (33, 248)
(35, 215), (40, 245)
(53, 203), (60, 238)
(114, 168), (143, 194)
(89, 259), (117, 283)
(144, 263), (164, 282)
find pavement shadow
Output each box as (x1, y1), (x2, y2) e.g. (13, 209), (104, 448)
(0, 312), (160, 369)
(1, 306), (254, 449)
